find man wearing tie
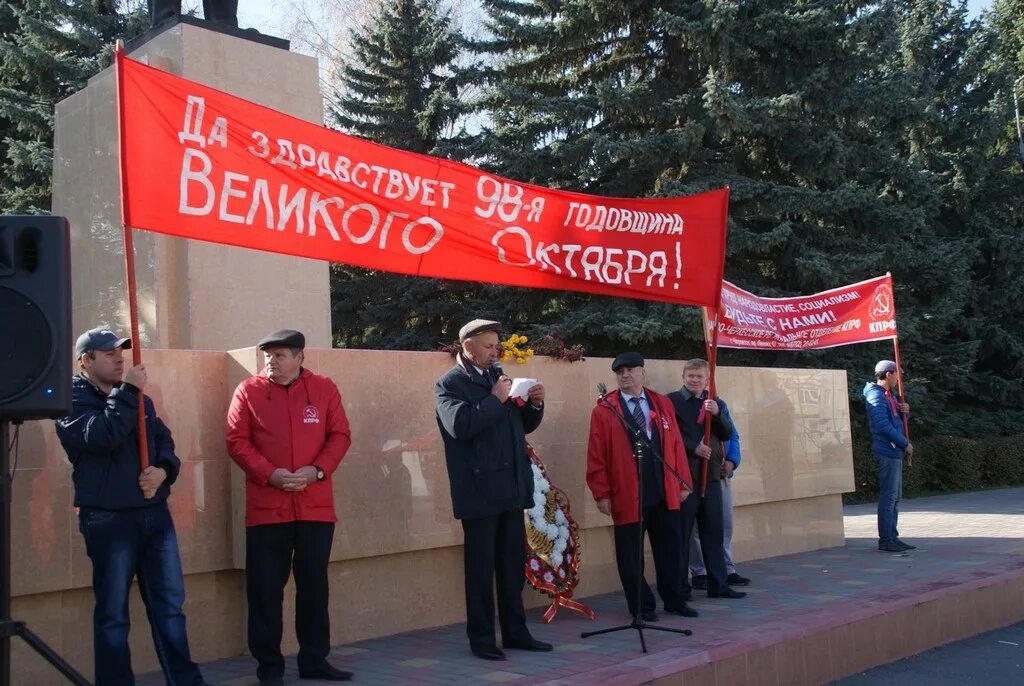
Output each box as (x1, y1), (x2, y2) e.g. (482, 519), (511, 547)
(586, 352), (697, 621)
(434, 319), (551, 661)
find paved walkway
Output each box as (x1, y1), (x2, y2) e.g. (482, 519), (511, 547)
(832, 620), (1024, 685)
(142, 487), (1024, 685)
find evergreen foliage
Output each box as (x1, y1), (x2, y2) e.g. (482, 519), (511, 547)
(334, 0), (1024, 446)
(326, 0), (473, 350)
(0, 0), (146, 213)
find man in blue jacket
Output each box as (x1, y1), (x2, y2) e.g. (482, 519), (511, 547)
(688, 404), (750, 590)
(435, 319), (551, 661)
(55, 328), (206, 686)
(863, 360), (915, 553)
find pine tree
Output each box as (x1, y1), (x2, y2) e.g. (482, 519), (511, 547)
(326, 0), (471, 349)
(465, 1), (951, 367)
(0, 0), (146, 213)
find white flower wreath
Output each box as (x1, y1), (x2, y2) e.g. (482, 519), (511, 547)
(528, 463), (571, 570)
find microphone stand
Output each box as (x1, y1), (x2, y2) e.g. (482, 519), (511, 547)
(581, 388), (692, 653)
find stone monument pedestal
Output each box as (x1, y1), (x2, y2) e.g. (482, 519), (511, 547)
(53, 21), (331, 350)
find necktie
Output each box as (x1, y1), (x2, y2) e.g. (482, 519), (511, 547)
(630, 397), (646, 436)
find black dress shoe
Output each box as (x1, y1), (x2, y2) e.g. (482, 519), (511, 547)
(298, 661), (353, 681)
(471, 644), (507, 661)
(690, 574), (708, 590)
(504, 637), (553, 652)
(894, 539), (917, 550)
(640, 610), (659, 622)
(878, 540), (904, 552)
(708, 588), (746, 599)
(727, 573), (750, 586)
(665, 603), (699, 618)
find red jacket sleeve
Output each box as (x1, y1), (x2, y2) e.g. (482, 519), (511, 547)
(586, 406), (612, 501)
(312, 383), (351, 476)
(225, 383), (278, 486)
(666, 412), (693, 491)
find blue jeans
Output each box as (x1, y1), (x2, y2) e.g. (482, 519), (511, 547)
(876, 456), (903, 543)
(78, 503), (204, 686)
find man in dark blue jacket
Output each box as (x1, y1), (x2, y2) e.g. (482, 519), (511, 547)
(55, 327), (206, 686)
(863, 360), (915, 553)
(435, 319), (551, 661)
(688, 403), (751, 590)
(667, 358), (745, 600)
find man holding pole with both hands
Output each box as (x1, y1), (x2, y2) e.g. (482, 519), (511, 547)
(668, 358), (746, 601)
(56, 327), (208, 686)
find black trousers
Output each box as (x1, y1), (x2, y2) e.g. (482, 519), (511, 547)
(246, 521), (334, 680)
(612, 502), (685, 617)
(149, 1), (238, 26)
(680, 481), (729, 595)
(461, 509), (532, 649)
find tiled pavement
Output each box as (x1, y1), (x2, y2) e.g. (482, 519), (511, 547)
(141, 487), (1024, 685)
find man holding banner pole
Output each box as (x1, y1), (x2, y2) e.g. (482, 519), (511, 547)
(667, 359), (745, 600)
(864, 360), (915, 553)
(55, 327), (208, 686)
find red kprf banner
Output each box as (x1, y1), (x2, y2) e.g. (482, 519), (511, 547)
(116, 52), (729, 307)
(704, 275), (897, 350)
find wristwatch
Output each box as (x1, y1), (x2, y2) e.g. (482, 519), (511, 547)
(314, 466), (325, 481)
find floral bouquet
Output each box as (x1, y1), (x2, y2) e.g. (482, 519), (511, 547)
(523, 442), (594, 623)
(501, 333), (534, 364)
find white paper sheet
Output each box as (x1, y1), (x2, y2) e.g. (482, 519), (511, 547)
(510, 378), (538, 401)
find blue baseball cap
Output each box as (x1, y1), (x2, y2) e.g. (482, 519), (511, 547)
(874, 360), (899, 375)
(75, 327), (130, 358)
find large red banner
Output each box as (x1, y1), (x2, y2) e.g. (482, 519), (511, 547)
(116, 52), (729, 307)
(705, 276), (897, 350)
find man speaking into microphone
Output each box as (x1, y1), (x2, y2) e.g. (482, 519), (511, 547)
(435, 319), (551, 661)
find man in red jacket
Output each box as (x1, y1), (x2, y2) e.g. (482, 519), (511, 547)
(586, 352), (697, 621)
(226, 329), (353, 685)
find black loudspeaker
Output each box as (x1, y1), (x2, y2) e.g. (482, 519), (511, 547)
(0, 216), (72, 420)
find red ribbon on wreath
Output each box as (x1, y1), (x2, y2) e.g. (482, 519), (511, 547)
(524, 443), (595, 623)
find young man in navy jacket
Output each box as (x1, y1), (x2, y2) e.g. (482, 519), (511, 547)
(863, 360), (915, 552)
(55, 327), (206, 686)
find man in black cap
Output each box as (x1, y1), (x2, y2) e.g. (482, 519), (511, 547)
(667, 359), (745, 600)
(435, 319), (551, 660)
(586, 353), (697, 621)
(226, 329), (353, 684)
(55, 327), (208, 686)
(149, 0), (238, 28)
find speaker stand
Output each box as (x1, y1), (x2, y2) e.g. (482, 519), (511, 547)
(0, 421), (91, 685)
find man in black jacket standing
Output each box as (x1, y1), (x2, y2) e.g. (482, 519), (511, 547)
(435, 319), (552, 661)
(667, 358), (746, 601)
(55, 327), (206, 686)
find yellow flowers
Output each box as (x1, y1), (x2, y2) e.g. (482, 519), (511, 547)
(501, 333), (535, 364)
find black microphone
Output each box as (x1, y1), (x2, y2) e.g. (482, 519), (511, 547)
(597, 382), (607, 398)
(490, 360), (504, 384)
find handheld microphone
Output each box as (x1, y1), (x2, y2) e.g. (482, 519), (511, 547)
(491, 360), (504, 380)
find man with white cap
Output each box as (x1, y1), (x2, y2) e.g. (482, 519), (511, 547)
(864, 360), (914, 552)
(435, 319), (551, 660)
